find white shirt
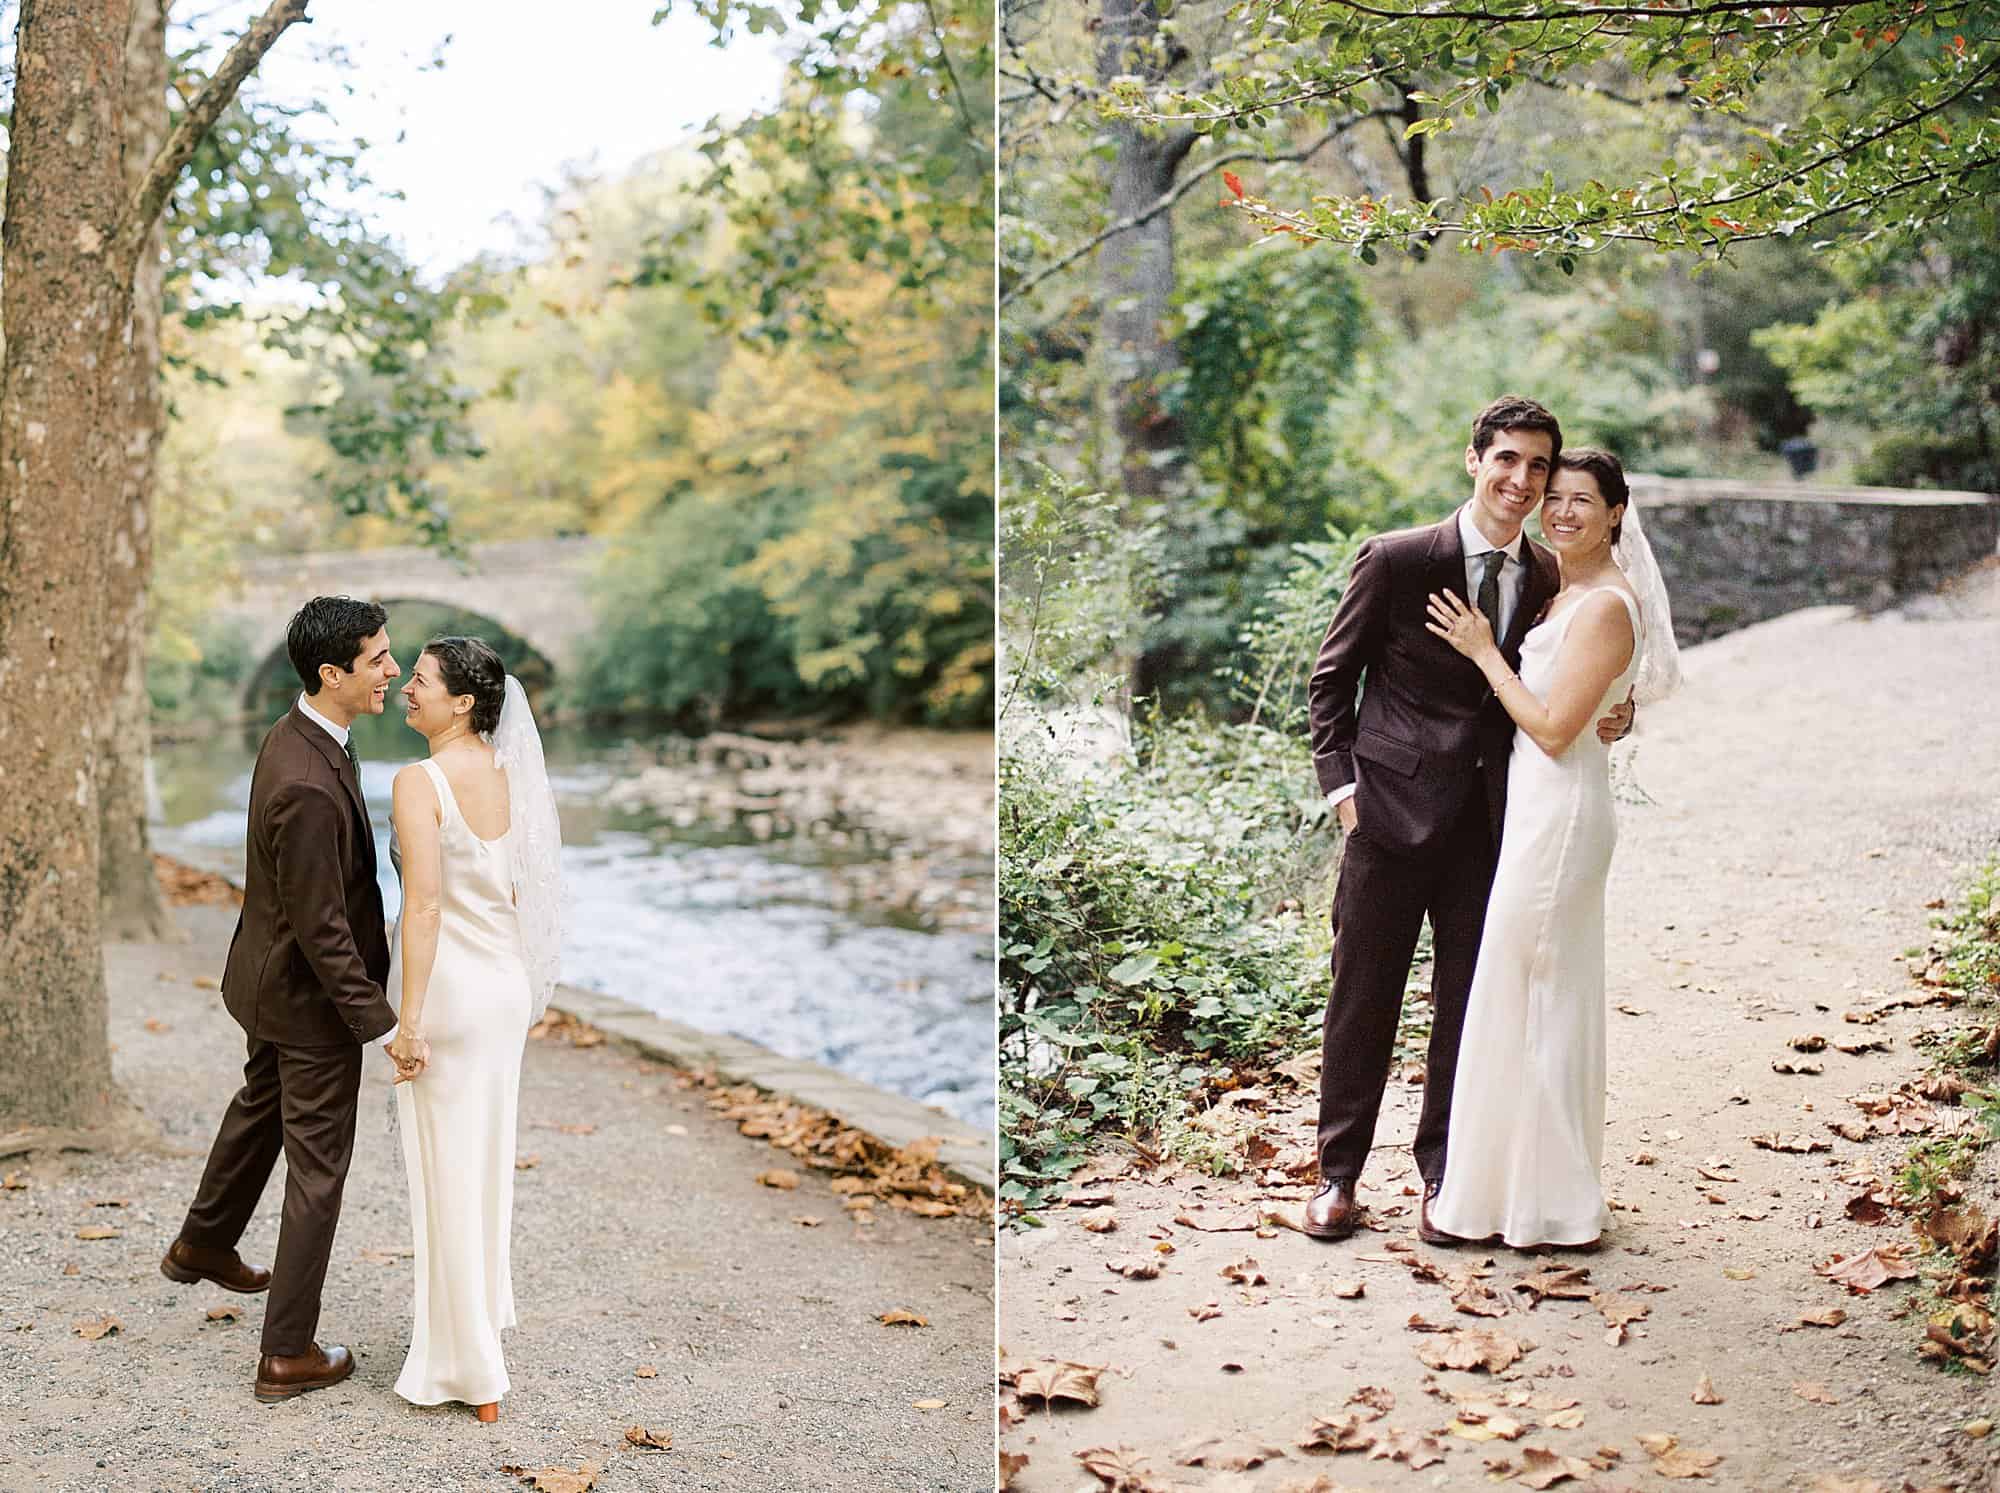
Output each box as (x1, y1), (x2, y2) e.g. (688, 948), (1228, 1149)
(1325, 505), (1529, 810)
(297, 693), (396, 1047)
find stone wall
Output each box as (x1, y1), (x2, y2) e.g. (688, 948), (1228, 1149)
(1630, 476), (2000, 645)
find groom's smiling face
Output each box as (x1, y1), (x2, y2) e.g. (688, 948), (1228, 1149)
(321, 626), (400, 720)
(1465, 427), (1555, 543)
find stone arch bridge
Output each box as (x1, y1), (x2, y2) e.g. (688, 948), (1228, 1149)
(217, 537), (608, 705)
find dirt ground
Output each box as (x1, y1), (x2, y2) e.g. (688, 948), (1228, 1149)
(1000, 574), (2000, 1493)
(0, 904), (995, 1493)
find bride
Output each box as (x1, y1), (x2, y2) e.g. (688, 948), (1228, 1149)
(1420, 449), (1680, 1249)
(383, 636), (564, 1420)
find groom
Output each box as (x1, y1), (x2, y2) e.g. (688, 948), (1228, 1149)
(161, 596), (415, 1400)
(1302, 395), (1630, 1243)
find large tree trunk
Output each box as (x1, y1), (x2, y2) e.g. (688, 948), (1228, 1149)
(0, 0), (135, 1132)
(1095, 0), (1195, 501)
(0, 0), (311, 1135)
(98, 0), (178, 944)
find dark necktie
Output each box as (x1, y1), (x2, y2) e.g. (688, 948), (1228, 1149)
(342, 738), (360, 776)
(1477, 549), (1507, 641)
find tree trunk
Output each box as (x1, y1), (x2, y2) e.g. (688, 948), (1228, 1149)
(98, 0), (178, 944)
(0, 0), (135, 1131)
(1095, 0), (1195, 501)
(0, 0), (311, 1134)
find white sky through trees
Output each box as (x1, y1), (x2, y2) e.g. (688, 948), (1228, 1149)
(194, 0), (788, 274)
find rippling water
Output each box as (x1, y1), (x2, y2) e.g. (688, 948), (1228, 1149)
(151, 720), (994, 1129)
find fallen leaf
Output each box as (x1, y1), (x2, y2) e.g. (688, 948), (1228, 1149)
(1366, 1427), (1447, 1469)
(1639, 1435), (1724, 1479)
(515, 1154), (540, 1171)
(999, 1451), (1029, 1489)
(1013, 1360), (1103, 1408)
(1790, 1308), (1848, 1330)
(1222, 1258), (1268, 1286)
(624, 1426), (672, 1451)
(1076, 1444), (1165, 1491)
(1298, 1409), (1379, 1451)
(1772, 1060), (1824, 1076)
(1543, 1407), (1585, 1430)
(756, 1169), (801, 1190)
(1591, 1292), (1649, 1345)
(1512, 1265), (1593, 1306)
(1349, 1386), (1394, 1415)
(1451, 1413), (1525, 1442)
(506, 1461), (601, 1493)
(1517, 1445), (1594, 1488)
(1749, 1132), (1829, 1154)
(72, 1314), (119, 1340)
(357, 1247), (410, 1265)
(1789, 1034), (1828, 1052)
(1792, 1382), (1839, 1405)
(1107, 1256), (1161, 1280)
(0, 1173), (25, 1190)
(1832, 1036), (1890, 1055)
(1188, 1301), (1222, 1321)
(1082, 1213), (1118, 1234)
(74, 1226), (120, 1241)
(1174, 1435), (1286, 1471)
(1628, 1150), (1659, 1165)
(879, 1309), (928, 1327)
(635, 1364), (657, 1378)
(1324, 1277), (1365, 1299)
(1815, 1245), (1919, 1293)
(792, 1216), (821, 1228)
(205, 1306), (238, 1323)
(1692, 1373), (1723, 1405)
(1722, 1267), (1757, 1281)
(1416, 1328), (1528, 1373)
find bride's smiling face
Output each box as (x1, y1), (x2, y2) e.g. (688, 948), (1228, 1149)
(400, 651), (473, 737)
(1540, 469), (1624, 557)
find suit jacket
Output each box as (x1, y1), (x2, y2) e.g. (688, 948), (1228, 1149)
(1307, 511), (1560, 856)
(221, 703), (397, 1047)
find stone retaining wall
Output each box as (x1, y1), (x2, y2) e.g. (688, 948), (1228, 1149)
(1632, 476), (2000, 645)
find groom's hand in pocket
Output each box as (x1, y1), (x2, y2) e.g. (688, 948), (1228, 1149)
(1335, 796), (1358, 835)
(1596, 691), (1636, 744)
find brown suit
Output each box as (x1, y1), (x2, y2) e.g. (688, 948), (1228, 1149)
(180, 703), (396, 1356)
(1306, 513), (1559, 1183)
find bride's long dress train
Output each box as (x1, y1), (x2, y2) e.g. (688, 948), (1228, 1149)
(1429, 588), (1644, 1249)
(390, 757), (532, 1405)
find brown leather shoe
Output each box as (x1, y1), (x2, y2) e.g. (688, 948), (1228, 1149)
(1303, 1177), (1362, 1240)
(254, 1343), (354, 1403)
(1417, 1180), (1472, 1246)
(161, 1238), (271, 1294)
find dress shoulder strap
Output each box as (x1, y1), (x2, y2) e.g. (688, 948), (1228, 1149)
(417, 756), (462, 827)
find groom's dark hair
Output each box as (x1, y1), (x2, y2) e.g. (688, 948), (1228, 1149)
(1471, 394), (1562, 460)
(287, 596), (389, 694)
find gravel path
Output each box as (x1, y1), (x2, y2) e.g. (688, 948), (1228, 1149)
(0, 906), (994, 1493)
(1000, 573), (2000, 1493)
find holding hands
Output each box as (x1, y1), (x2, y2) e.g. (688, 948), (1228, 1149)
(387, 1028), (430, 1084)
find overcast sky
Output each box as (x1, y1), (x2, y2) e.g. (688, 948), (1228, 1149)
(225, 0), (789, 273)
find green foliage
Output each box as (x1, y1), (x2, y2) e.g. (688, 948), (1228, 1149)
(998, 508), (1368, 1214)
(1138, 3), (2000, 265)
(1756, 204), (2000, 491)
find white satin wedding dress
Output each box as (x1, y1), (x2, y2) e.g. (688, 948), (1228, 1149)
(389, 757), (532, 1406)
(1429, 586), (1644, 1249)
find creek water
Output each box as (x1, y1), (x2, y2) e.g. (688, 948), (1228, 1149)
(150, 714), (994, 1129)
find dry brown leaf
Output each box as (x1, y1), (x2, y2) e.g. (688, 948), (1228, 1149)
(1013, 1360), (1103, 1408)
(515, 1154), (541, 1171)
(1638, 1436), (1724, 1480)
(1591, 1292), (1649, 1345)
(1451, 1414), (1525, 1442)
(792, 1216), (821, 1228)
(624, 1426), (672, 1451)
(1920, 1301), (1994, 1371)
(756, 1168), (801, 1191)
(1366, 1427), (1447, 1469)
(1325, 1277), (1365, 1299)
(1349, 1385), (1394, 1415)
(1793, 1308), (1847, 1330)
(1815, 1245), (1918, 1293)
(1415, 1328), (1528, 1373)
(1298, 1409), (1379, 1452)
(1772, 1060), (1824, 1076)
(1075, 1444), (1166, 1492)
(1749, 1132), (1830, 1154)
(1221, 1258), (1268, 1286)
(1691, 1373), (1723, 1405)
(1174, 1435), (1286, 1471)
(634, 1365), (657, 1378)
(1107, 1256), (1161, 1280)
(879, 1309), (928, 1327)
(1516, 1446), (1595, 1488)
(1081, 1213), (1118, 1234)
(1789, 1034), (1828, 1052)
(1512, 1264), (1593, 1306)
(1543, 1407), (1585, 1430)
(72, 1314), (119, 1341)
(999, 1451), (1029, 1490)
(74, 1226), (119, 1241)
(505, 1462), (602, 1493)
(205, 1306), (238, 1323)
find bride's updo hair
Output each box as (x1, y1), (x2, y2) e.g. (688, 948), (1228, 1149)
(422, 636), (507, 736)
(1554, 446), (1630, 546)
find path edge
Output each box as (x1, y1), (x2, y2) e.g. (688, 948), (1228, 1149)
(547, 982), (995, 1195)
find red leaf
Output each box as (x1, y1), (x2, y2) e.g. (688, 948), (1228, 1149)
(1223, 170), (1245, 201)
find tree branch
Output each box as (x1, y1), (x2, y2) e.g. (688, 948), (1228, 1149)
(114, 0), (311, 282)
(1001, 111), (1397, 307)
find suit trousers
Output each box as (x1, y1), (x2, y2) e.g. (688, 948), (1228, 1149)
(180, 1036), (365, 1356)
(1315, 792), (1497, 1184)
